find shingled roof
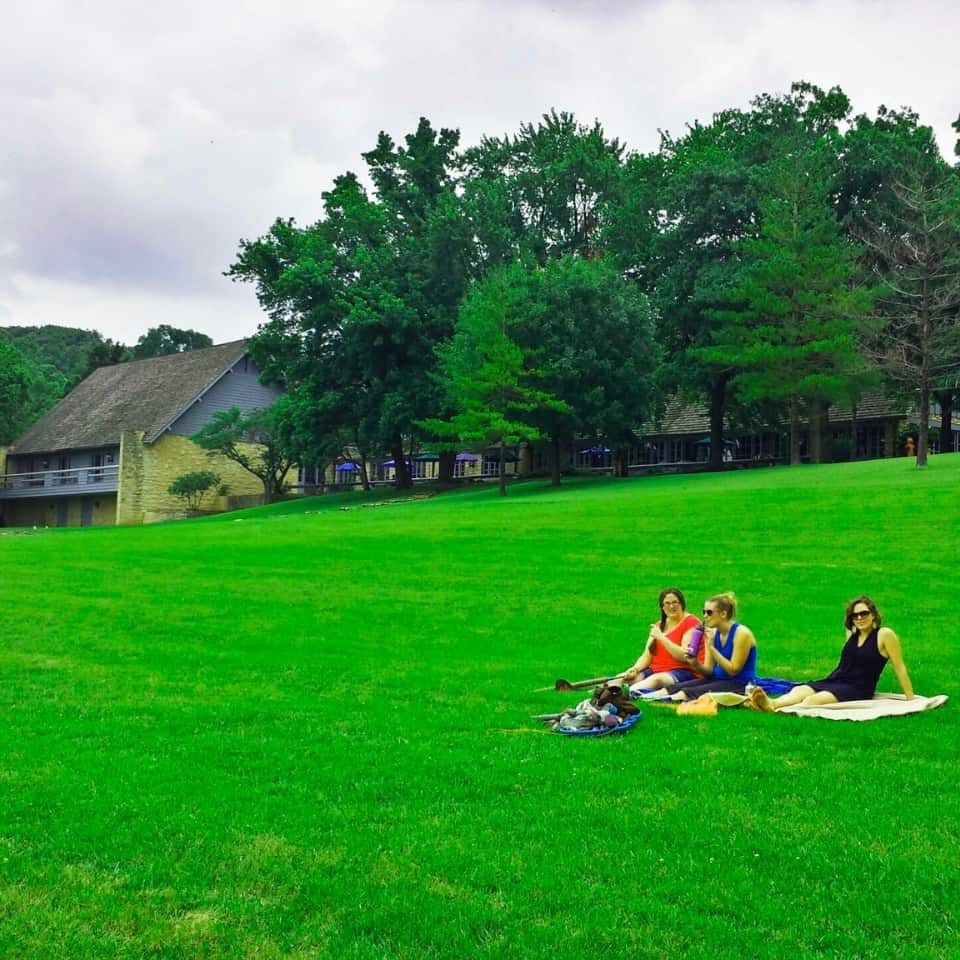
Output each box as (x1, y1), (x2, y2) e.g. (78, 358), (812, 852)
(643, 392), (909, 437)
(10, 340), (249, 455)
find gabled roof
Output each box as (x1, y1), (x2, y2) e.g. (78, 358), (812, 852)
(10, 340), (249, 455)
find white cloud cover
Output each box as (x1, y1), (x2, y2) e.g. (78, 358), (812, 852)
(1, 0), (957, 345)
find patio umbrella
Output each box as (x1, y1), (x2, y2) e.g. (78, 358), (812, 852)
(455, 452), (480, 462)
(694, 437), (737, 447)
(336, 462), (360, 472)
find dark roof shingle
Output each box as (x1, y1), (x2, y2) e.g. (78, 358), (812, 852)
(10, 340), (249, 455)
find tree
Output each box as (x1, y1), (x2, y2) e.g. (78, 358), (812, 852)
(79, 336), (132, 381)
(0, 340), (32, 444)
(630, 83), (853, 469)
(462, 109), (626, 265)
(859, 163), (960, 466)
(508, 256), (660, 483)
(192, 405), (295, 503)
(703, 141), (874, 464)
(229, 118), (473, 489)
(168, 471), (222, 512)
(132, 325), (213, 359)
(422, 268), (567, 496)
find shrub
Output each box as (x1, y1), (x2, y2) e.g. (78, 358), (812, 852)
(168, 470), (222, 512)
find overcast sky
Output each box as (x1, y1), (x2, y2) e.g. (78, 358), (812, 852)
(2, 0), (957, 347)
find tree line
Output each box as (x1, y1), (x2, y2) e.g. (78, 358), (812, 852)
(227, 82), (960, 492)
(0, 325), (213, 444)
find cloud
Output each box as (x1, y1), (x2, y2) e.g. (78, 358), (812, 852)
(1, 0), (957, 344)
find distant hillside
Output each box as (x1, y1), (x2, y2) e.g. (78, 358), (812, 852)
(0, 325), (105, 383)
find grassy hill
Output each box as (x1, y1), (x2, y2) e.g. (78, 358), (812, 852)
(1, 457), (957, 958)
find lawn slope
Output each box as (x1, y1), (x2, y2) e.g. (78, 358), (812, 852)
(1, 456), (958, 959)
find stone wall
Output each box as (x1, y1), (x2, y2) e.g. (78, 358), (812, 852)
(117, 431), (269, 524)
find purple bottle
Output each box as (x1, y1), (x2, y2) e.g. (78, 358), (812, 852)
(687, 627), (704, 659)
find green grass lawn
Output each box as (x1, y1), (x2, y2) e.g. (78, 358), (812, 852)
(1, 456), (958, 959)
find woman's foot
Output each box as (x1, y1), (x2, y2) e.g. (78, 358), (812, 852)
(748, 686), (775, 712)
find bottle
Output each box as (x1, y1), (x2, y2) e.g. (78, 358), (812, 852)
(687, 627), (704, 659)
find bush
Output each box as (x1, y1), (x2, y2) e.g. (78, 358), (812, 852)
(168, 471), (222, 512)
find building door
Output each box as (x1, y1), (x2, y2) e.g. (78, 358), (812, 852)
(57, 500), (69, 527)
(81, 498), (93, 527)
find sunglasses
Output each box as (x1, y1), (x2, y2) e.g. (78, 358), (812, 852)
(852, 609), (872, 619)
(702, 608), (716, 616)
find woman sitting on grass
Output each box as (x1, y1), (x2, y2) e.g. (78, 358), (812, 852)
(619, 588), (703, 696)
(664, 592), (758, 700)
(749, 596), (914, 712)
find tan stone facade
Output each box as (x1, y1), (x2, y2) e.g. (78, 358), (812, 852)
(116, 431), (271, 524)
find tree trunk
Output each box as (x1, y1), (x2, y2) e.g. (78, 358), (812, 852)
(551, 437), (562, 487)
(917, 385), (930, 467)
(936, 389), (954, 453)
(438, 449), (455, 483)
(789, 396), (802, 466)
(358, 450), (371, 491)
(808, 398), (831, 464)
(392, 438), (412, 489)
(614, 447), (628, 477)
(849, 402), (858, 462)
(498, 439), (507, 497)
(708, 375), (727, 472)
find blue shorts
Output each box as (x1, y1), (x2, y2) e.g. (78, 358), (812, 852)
(635, 667), (698, 685)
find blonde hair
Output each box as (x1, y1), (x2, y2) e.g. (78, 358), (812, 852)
(707, 591), (738, 619)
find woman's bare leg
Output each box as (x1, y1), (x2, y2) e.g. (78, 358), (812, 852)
(751, 685), (817, 712)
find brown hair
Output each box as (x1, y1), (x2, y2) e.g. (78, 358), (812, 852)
(707, 591), (738, 620)
(844, 595), (882, 632)
(658, 588), (686, 629)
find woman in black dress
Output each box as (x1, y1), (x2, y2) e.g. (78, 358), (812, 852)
(749, 596), (914, 711)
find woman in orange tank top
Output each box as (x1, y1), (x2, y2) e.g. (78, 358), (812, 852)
(619, 588), (703, 696)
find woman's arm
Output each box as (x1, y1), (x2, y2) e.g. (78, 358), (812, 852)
(654, 623), (687, 660)
(621, 635), (655, 682)
(710, 625), (756, 677)
(878, 627), (914, 699)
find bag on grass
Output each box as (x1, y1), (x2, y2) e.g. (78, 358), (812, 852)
(550, 683), (641, 733)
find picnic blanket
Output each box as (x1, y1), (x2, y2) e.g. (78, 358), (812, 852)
(778, 692), (948, 721)
(710, 691), (948, 720)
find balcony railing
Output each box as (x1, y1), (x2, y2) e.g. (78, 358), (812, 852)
(0, 464), (120, 498)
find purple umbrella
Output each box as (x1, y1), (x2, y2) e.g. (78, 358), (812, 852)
(336, 462), (360, 472)
(456, 452), (480, 462)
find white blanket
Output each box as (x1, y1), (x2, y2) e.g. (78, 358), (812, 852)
(710, 691), (948, 720)
(778, 692), (948, 721)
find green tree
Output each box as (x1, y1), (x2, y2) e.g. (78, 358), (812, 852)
(508, 256), (660, 483)
(703, 142), (874, 465)
(632, 83), (853, 469)
(132, 325), (213, 359)
(192, 405), (294, 503)
(462, 109), (625, 265)
(79, 336), (132, 382)
(230, 118), (473, 490)
(0, 340), (32, 444)
(422, 268), (567, 497)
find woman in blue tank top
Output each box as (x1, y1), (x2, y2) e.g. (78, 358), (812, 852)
(665, 592), (758, 699)
(749, 596), (914, 711)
